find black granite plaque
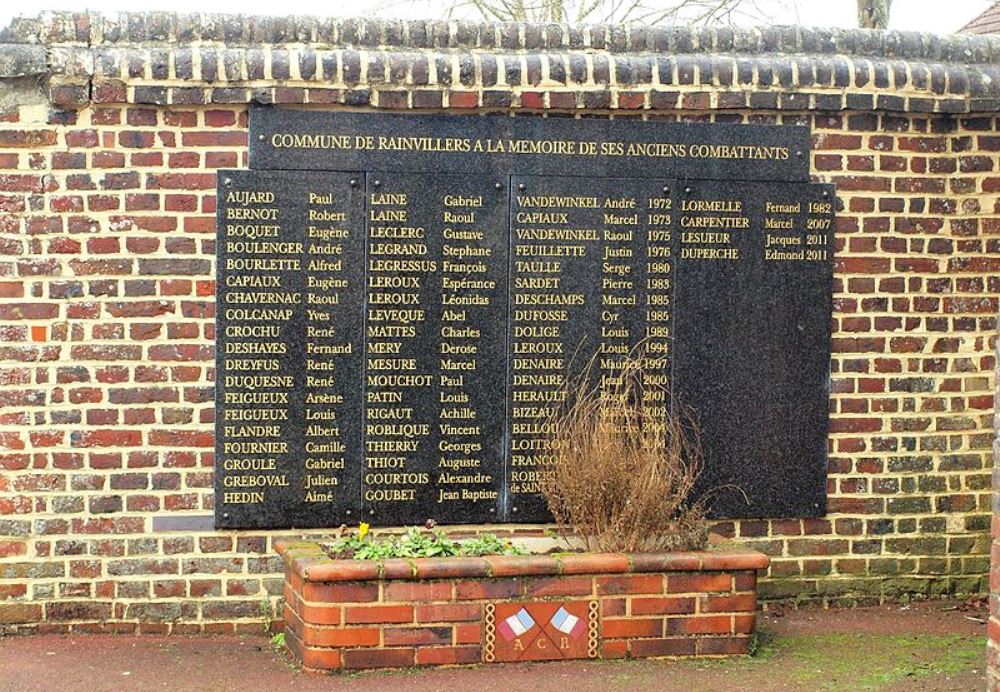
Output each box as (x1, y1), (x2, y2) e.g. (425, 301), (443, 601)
(363, 173), (508, 525)
(249, 109), (810, 182)
(216, 170), (365, 529)
(216, 109), (837, 529)
(672, 181), (835, 518)
(506, 176), (677, 521)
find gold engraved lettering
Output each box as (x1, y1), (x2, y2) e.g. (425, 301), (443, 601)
(223, 492), (265, 504)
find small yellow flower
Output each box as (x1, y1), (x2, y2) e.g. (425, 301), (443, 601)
(359, 522), (370, 539)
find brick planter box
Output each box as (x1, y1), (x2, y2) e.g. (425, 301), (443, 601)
(276, 541), (768, 671)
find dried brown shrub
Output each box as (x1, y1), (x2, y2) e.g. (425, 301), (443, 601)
(539, 352), (709, 553)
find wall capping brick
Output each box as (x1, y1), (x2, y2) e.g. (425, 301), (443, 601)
(0, 44), (46, 78)
(2, 12), (1000, 112)
(2, 12), (999, 61)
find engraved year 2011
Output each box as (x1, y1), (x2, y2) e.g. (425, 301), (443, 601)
(806, 233), (828, 246)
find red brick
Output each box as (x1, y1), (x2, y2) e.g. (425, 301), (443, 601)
(521, 92), (545, 108)
(0, 539), (26, 557)
(181, 131), (246, 147)
(601, 639), (628, 659)
(630, 638), (696, 658)
(454, 578), (521, 601)
(384, 581), (452, 602)
(341, 647), (416, 669)
(0, 282), (24, 298)
(415, 645), (480, 665)
(454, 623), (481, 644)
(559, 554), (630, 574)
(602, 618), (662, 639)
(0, 603), (44, 624)
(302, 582), (378, 604)
(410, 557), (489, 579)
(0, 584), (27, 599)
(665, 615), (732, 635)
(597, 574), (664, 596)
(304, 561), (379, 582)
(448, 91), (479, 108)
(631, 554), (702, 572)
(697, 636), (750, 655)
(482, 556), (558, 577)
(631, 596), (696, 616)
(296, 603), (343, 625)
(602, 598), (626, 617)
(0, 130), (57, 148)
(343, 605), (414, 624)
(383, 626), (452, 646)
(285, 629), (341, 670)
(700, 594), (755, 613)
(301, 625), (380, 648)
(524, 576), (594, 597)
(415, 603), (481, 623)
(612, 90), (643, 108)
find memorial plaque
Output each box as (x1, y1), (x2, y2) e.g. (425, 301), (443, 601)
(363, 173), (508, 525)
(216, 170), (365, 528)
(507, 176), (676, 520)
(215, 109), (837, 528)
(673, 180), (835, 517)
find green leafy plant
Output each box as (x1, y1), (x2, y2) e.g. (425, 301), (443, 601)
(259, 597), (273, 633)
(460, 533), (523, 557)
(325, 526), (526, 560)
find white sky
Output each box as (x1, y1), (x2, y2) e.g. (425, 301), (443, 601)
(0, 1), (992, 36)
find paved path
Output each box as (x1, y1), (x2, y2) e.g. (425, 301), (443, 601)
(0, 601), (986, 691)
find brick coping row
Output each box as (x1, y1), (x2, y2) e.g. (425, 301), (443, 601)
(4, 12), (1000, 112)
(276, 541), (770, 582)
(5, 12), (1000, 65)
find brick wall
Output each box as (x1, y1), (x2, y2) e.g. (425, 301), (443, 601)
(0, 12), (998, 632)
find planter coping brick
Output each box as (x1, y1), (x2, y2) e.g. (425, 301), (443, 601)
(276, 540), (769, 582)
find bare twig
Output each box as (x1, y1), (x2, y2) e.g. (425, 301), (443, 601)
(539, 348), (712, 553)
